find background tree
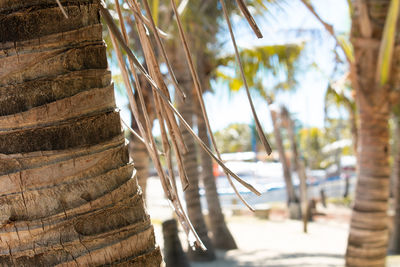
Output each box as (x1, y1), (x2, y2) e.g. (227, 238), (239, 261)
(389, 106), (400, 254)
(344, 1), (399, 265)
(217, 43), (304, 217)
(214, 123), (253, 153)
(281, 106), (309, 232)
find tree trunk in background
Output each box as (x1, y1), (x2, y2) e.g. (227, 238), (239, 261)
(346, 1), (392, 266)
(176, 91), (216, 261)
(389, 116), (400, 254)
(129, 128), (150, 198)
(285, 110), (308, 232)
(170, 44), (216, 261)
(344, 107), (357, 198)
(196, 101), (237, 250)
(128, 83), (155, 200)
(346, 98), (390, 267)
(162, 219), (191, 267)
(0, 0), (161, 265)
(270, 109), (300, 219)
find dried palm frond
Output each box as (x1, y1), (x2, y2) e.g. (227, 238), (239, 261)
(53, 0), (273, 250)
(235, 0), (263, 38)
(219, 0), (272, 156)
(55, 0), (68, 18)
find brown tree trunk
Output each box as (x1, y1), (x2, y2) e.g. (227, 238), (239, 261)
(129, 130), (150, 198)
(346, 2), (392, 266)
(344, 111), (357, 199)
(196, 101), (237, 250)
(389, 115), (400, 253)
(284, 109), (308, 232)
(0, 1), (161, 265)
(270, 108), (300, 219)
(176, 90), (216, 261)
(128, 83), (155, 200)
(162, 219), (191, 267)
(169, 42), (216, 261)
(346, 101), (390, 267)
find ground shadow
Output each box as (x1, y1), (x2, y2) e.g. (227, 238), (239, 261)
(190, 249), (344, 267)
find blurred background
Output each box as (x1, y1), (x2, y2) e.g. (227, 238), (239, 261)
(104, 0), (400, 266)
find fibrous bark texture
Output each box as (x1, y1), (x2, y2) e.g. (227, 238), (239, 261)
(176, 89), (216, 261)
(346, 1), (392, 266)
(389, 116), (400, 254)
(196, 102), (237, 250)
(162, 219), (190, 267)
(0, 0), (161, 265)
(170, 42), (215, 261)
(270, 109), (300, 219)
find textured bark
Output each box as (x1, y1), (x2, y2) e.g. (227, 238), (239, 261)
(346, 1), (392, 266)
(270, 109), (299, 219)
(176, 90), (216, 261)
(129, 133), (150, 198)
(389, 116), (400, 253)
(169, 42), (215, 261)
(284, 110), (308, 232)
(128, 83), (154, 200)
(162, 219), (191, 267)
(0, 1), (161, 265)
(196, 101), (237, 250)
(346, 103), (390, 267)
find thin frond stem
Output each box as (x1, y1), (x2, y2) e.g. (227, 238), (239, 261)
(219, 0), (272, 156)
(235, 0), (263, 38)
(114, 0), (153, 145)
(100, 5), (161, 92)
(299, 0), (353, 64)
(128, 4), (170, 39)
(56, 0), (69, 18)
(116, 0), (189, 191)
(112, 1), (208, 249)
(137, 0), (187, 100)
(120, 118), (164, 156)
(102, 3), (260, 196)
(169, 0), (259, 209)
(128, 0), (188, 156)
(109, 28), (206, 250)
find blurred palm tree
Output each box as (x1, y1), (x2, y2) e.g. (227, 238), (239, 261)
(216, 43), (304, 218)
(164, 0), (287, 255)
(300, 1), (400, 264)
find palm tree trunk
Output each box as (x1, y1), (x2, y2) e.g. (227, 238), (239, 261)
(169, 43), (215, 261)
(270, 108), (300, 219)
(176, 90), (216, 261)
(128, 81), (155, 200)
(129, 129), (150, 198)
(346, 101), (390, 267)
(344, 111), (357, 198)
(162, 219), (191, 267)
(196, 100), (237, 250)
(0, 1), (161, 265)
(284, 110), (308, 232)
(346, 1), (392, 266)
(389, 115), (400, 253)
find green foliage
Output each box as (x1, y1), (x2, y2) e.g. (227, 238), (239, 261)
(337, 35), (354, 63)
(324, 83), (355, 117)
(214, 123), (252, 153)
(376, 0), (399, 85)
(216, 43), (304, 99)
(299, 127), (325, 169)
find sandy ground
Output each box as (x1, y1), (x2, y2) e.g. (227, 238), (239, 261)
(146, 177), (400, 267)
(153, 216), (347, 267)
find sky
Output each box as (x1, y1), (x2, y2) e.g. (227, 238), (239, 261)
(202, 0), (350, 133)
(114, 0), (351, 135)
